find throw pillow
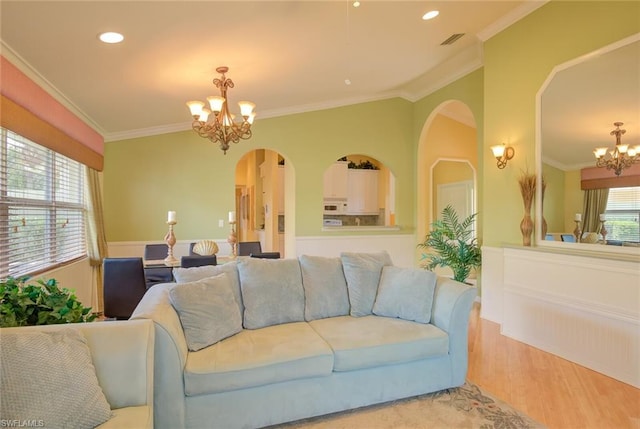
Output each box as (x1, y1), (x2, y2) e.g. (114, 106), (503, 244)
(237, 258), (305, 329)
(0, 328), (112, 429)
(373, 266), (437, 323)
(299, 255), (350, 321)
(341, 251), (393, 317)
(169, 273), (243, 352)
(173, 261), (244, 315)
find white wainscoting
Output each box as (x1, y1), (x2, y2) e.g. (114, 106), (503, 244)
(481, 246), (640, 388)
(107, 240), (233, 259)
(294, 234), (417, 268)
(108, 234), (417, 268)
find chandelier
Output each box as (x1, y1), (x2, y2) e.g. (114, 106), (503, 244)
(186, 66), (256, 154)
(593, 122), (640, 176)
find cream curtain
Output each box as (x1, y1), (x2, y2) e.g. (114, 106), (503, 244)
(84, 167), (108, 313)
(582, 188), (609, 233)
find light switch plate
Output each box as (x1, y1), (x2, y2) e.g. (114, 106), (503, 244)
(218, 219), (224, 228)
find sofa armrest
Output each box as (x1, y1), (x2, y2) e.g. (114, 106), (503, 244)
(431, 276), (477, 384)
(131, 283), (188, 429)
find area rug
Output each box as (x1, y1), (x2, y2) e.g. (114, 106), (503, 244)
(271, 381), (545, 429)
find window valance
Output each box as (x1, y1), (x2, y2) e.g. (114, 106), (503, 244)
(580, 164), (640, 190)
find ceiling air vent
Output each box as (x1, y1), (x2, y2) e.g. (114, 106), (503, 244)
(440, 33), (465, 46)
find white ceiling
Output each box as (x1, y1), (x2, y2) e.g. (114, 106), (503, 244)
(0, 0), (543, 142)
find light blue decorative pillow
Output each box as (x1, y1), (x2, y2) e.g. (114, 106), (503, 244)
(169, 273), (243, 351)
(238, 258), (305, 329)
(373, 266), (437, 323)
(0, 329), (113, 429)
(299, 255), (350, 321)
(173, 261), (243, 316)
(340, 251), (393, 317)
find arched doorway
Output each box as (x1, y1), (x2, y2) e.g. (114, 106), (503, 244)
(416, 100), (479, 265)
(235, 149), (291, 257)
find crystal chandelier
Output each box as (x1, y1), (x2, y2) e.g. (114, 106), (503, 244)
(593, 122), (640, 176)
(186, 66), (256, 154)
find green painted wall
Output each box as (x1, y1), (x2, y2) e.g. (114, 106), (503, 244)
(482, 0), (639, 246)
(104, 1), (639, 249)
(104, 98), (414, 241)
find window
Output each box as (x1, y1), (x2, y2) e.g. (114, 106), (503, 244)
(0, 128), (86, 278)
(604, 186), (640, 243)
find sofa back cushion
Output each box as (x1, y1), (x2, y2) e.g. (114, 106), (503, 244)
(173, 261), (243, 316)
(0, 328), (113, 428)
(169, 273), (243, 351)
(238, 258), (305, 329)
(341, 251), (393, 317)
(299, 255), (350, 321)
(372, 266), (437, 323)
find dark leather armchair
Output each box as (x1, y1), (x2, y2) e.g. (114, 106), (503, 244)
(103, 257), (148, 320)
(144, 243), (169, 260)
(238, 241), (262, 256)
(181, 255), (217, 268)
(250, 252), (280, 259)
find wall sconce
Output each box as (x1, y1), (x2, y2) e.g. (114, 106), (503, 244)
(490, 144), (515, 169)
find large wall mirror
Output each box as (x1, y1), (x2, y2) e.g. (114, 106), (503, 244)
(536, 33), (640, 256)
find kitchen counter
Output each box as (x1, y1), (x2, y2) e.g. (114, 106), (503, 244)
(322, 225), (401, 232)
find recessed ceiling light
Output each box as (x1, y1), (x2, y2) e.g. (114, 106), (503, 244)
(422, 10), (439, 20)
(352, 1), (360, 7)
(98, 32), (124, 44)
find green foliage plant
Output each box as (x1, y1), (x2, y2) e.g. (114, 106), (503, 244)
(0, 276), (96, 327)
(418, 205), (481, 283)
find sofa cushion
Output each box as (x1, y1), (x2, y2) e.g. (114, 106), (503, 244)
(237, 258), (305, 329)
(0, 328), (113, 429)
(340, 251), (393, 317)
(169, 274), (243, 352)
(373, 266), (437, 324)
(173, 261), (243, 315)
(299, 255), (350, 321)
(184, 322), (334, 396)
(309, 315), (448, 372)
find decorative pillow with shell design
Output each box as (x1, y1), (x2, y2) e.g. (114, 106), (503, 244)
(193, 240), (219, 255)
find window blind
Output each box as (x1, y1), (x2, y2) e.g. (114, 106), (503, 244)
(604, 186), (640, 243)
(0, 128), (86, 278)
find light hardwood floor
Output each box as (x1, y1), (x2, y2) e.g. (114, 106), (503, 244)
(467, 303), (640, 428)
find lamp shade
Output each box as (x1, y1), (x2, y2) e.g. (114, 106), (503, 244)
(490, 145), (506, 157)
(186, 101), (205, 117)
(207, 96), (225, 112)
(238, 101), (256, 117)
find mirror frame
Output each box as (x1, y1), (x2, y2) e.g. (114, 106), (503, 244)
(535, 33), (640, 260)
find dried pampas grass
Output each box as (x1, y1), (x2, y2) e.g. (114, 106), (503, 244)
(518, 172), (536, 212)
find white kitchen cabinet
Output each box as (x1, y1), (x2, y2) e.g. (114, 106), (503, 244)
(346, 169), (379, 215)
(323, 161), (348, 199)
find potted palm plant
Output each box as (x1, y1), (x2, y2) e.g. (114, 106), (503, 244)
(418, 205), (481, 283)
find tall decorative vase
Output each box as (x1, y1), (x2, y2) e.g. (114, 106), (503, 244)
(520, 213), (534, 246)
(518, 172), (536, 247)
(541, 176), (547, 239)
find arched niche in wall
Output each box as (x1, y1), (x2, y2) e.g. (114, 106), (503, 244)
(417, 100), (478, 249)
(235, 149), (291, 256)
(322, 154), (396, 228)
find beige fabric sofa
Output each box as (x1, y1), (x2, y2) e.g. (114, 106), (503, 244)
(132, 254), (477, 429)
(0, 320), (155, 429)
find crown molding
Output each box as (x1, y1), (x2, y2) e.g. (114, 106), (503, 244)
(477, 0), (548, 42)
